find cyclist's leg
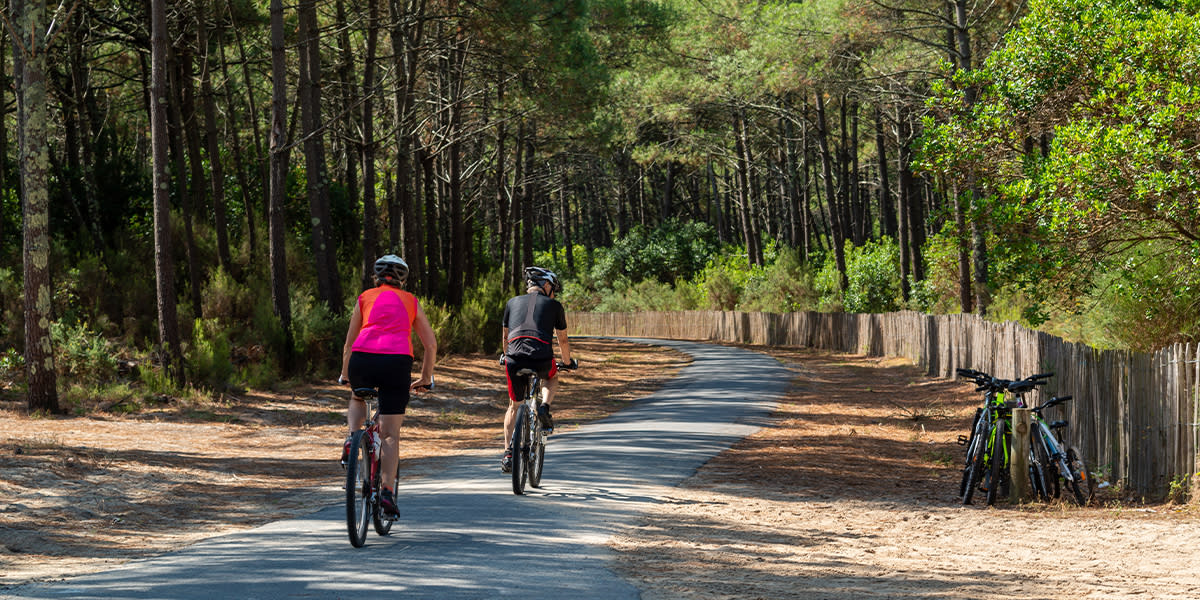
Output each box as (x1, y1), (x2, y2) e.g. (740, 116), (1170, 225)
(503, 359), (531, 445)
(371, 354), (413, 505)
(538, 360), (560, 405)
(346, 352), (375, 433)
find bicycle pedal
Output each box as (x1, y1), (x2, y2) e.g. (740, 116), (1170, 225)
(956, 435), (968, 446)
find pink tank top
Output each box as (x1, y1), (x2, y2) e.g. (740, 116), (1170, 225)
(351, 285), (419, 355)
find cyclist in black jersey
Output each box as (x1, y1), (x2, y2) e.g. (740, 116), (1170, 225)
(499, 266), (576, 472)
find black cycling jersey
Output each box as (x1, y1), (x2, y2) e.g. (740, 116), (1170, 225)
(502, 291), (567, 360)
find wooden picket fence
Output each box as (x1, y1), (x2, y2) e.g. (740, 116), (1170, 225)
(570, 310), (1200, 500)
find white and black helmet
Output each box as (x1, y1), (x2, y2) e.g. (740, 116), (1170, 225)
(374, 254), (409, 286)
(524, 266), (560, 293)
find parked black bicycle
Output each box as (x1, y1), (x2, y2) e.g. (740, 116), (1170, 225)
(956, 368), (1052, 506)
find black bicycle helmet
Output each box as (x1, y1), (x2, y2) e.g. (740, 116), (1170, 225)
(374, 254), (409, 286)
(524, 266), (561, 293)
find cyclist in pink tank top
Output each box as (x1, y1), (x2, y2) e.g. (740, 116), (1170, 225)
(337, 255), (437, 517)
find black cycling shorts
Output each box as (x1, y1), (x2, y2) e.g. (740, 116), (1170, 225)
(504, 355), (557, 402)
(348, 352), (414, 415)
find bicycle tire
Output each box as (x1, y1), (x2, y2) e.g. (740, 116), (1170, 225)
(962, 426), (988, 505)
(511, 403), (529, 495)
(986, 418), (1007, 506)
(373, 443), (399, 536)
(958, 408), (985, 499)
(345, 431), (371, 547)
(1028, 433), (1050, 502)
(1064, 446), (1092, 506)
(528, 410), (545, 488)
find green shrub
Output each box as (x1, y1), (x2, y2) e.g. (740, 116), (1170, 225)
(290, 288), (344, 377)
(456, 270), (509, 354)
(843, 237), (903, 313)
(51, 321), (120, 384)
(738, 248), (819, 313)
(594, 277), (700, 312)
(186, 318), (235, 389)
(815, 238), (903, 313)
(422, 301), (463, 356)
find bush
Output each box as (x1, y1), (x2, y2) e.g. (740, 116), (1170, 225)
(186, 318), (235, 389)
(456, 270), (509, 354)
(290, 288), (344, 377)
(738, 248), (819, 313)
(594, 277), (701, 312)
(817, 238), (903, 313)
(51, 321), (121, 384)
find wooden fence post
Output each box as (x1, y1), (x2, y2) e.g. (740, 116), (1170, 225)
(1011, 408), (1032, 503)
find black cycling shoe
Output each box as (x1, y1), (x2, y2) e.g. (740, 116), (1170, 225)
(379, 486), (399, 518)
(500, 450), (513, 473)
(537, 404), (554, 433)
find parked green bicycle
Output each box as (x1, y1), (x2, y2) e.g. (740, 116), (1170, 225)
(956, 369), (1051, 506)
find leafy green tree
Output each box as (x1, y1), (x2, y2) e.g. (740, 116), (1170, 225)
(920, 0), (1200, 348)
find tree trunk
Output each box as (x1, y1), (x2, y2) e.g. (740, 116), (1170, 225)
(360, 0), (381, 290)
(733, 110), (762, 266)
(149, 0), (184, 387)
(954, 187), (973, 313)
(420, 145), (439, 298)
(336, 0), (360, 226)
(815, 91), (847, 290)
(268, 0), (295, 372)
(446, 30), (466, 306)
(495, 83), (511, 286)
(168, 56), (203, 320)
(14, 0), (59, 411)
(521, 128), (535, 274)
(198, 8), (232, 273)
(299, 0), (342, 311)
(875, 106), (896, 239)
(216, 36), (257, 259)
(560, 166), (573, 270)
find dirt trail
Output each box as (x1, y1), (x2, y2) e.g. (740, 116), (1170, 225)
(611, 348), (1200, 600)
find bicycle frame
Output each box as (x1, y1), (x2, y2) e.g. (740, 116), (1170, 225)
(510, 368), (547, 495)
(345, 390), (394, 547)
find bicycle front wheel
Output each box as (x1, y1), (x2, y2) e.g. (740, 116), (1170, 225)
(985, 418), (1007, 506)
(961, 425), (988, 505)
(345, 431), (371, 547)
(511, 403), (529, 495)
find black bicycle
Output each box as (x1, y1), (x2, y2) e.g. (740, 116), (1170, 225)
(956, 369), (1051, 506)
(508, 359), (576, 495)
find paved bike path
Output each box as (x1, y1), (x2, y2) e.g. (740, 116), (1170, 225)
(4, 339), (791, 600)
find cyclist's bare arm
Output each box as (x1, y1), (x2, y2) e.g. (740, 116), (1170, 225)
(556, 328), (572, 366)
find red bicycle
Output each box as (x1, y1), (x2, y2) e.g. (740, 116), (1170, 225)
(344, 386), (394, 547)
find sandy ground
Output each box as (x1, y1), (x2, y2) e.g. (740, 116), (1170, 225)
(3, 340), (1199, 598)
(610, 348), (1200, 599)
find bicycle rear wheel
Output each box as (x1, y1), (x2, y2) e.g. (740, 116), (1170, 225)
(528, 411), (545, 488)
(1063, 446), (1093, 505)
(511, 403), (529, 495)
(985, 419), (1007, 506)
(345, 431), (371, 547)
